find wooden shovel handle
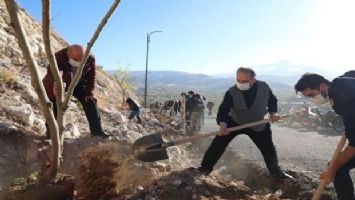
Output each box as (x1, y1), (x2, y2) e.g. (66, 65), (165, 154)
(312, 134), (347, 200)
(173, 119), (271, 146)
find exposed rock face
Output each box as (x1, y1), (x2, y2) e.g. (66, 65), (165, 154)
(5, 104), (35, 126)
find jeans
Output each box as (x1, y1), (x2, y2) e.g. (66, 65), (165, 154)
(200, 123), (282, 175)
(334, 157), (355, 200)
(128, 109), (141, 123)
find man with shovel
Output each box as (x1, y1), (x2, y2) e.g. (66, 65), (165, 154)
(295, 72), (355, 200)
(198, 67), (293, 180)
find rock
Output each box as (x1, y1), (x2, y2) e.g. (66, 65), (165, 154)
(125, 130), (142, 144)
(111, 112), (128, 124)
(148, 119), (161, 127)
(63, 123), (80, 139)
(151, 161), (166, 171)
(17, 82), (39, 105)
(136, 186), (144, 191)
(274, 189), (282, 197)
(5, 103), (35, 126)
(33, 117), (46, 135)
(173, 180), (182, 186)
(264, 194), (280, 200)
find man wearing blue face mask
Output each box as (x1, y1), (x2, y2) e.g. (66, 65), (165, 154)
(295, 72), (355, 200)
(198, 67), (293, 180)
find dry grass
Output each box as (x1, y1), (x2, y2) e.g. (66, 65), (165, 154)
(0, 68), (17, 86)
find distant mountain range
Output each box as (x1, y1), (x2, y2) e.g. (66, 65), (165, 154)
(107, 69), (295, 105)
(106, 61), (346, 103)
(125, 70), (293, 93)
(214, 60), (342, 80)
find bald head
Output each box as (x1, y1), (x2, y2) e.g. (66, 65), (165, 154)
(67, 44), (84, 61)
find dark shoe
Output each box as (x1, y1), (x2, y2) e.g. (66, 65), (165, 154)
(91, 131), (111, 138)
(271, 171), (294, 180)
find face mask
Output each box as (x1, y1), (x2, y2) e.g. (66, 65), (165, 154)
(236, 82), (250, 91)
(69, 58), (81, 67)
(311, 94), (329, 105)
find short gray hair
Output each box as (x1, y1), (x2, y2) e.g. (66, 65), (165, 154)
(237, 67), (256, 78)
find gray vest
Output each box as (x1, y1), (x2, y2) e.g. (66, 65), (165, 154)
(228, 81), (270, 132)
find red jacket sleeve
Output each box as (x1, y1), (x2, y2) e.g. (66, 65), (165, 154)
(85, 55), (96, 96)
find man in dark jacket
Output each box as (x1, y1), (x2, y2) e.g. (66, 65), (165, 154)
(185, 91), (194, 126)
(295, 72), (355, 200)
(198, 67), (292, 180)
(191, 94), (205, 132)
(207, 101), (215, 116)
(126, 98), (141, 124)
(42, 44), (109, 138)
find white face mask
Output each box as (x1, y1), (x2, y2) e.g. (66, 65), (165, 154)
(69, 58), (81, 67)
(311, 94), (329, 105)
(236, 82), (250, 91)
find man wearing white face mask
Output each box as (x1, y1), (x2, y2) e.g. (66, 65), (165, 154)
(198, 67), (293, 180)
(42, 44), (110, 138)
(295, 72), (355, 200)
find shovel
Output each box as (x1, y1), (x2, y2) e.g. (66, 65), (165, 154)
(311, 133), (347, 200)
(132, 116), (289, 162)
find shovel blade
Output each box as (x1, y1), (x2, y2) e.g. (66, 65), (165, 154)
(131, 133), (169, 162)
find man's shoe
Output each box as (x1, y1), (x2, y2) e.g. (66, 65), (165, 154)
(271, 171), (294, 180)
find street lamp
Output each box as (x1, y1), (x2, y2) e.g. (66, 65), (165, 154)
(144, 30), (162, 108)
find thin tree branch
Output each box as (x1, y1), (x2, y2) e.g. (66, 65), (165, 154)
(42, 0), (65, 162)
(63, 0), (121, 107)
(4, 0), (60, 178)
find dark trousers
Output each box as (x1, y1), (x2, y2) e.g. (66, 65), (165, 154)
(334, 157), (355, 200)
(128, 109), (141, 123)
(46, 86), (103, 135)
(200, 123), (282, 175)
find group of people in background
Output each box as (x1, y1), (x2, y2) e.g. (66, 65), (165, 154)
(182, 91), (208, 132)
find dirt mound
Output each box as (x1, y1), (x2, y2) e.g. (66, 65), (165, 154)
(117, 168), (250, 200)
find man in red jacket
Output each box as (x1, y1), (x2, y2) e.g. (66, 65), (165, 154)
(43, 44), (110, 138)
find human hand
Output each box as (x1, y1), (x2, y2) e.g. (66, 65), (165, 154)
(53, 84), (60, 97)
(85, 95), (96, 103)
(319, 169), (335, 184)
(218, 122), (230, 136)
(270, 113), (281, 123)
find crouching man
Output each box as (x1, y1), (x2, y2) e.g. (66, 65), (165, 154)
(43, 44), (110, 138)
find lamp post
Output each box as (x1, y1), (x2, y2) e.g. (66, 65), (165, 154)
(144, 30), (162, 108)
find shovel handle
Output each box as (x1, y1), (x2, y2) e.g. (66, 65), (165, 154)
(312, 134), (347, 200)
(173, 119), (271, 146)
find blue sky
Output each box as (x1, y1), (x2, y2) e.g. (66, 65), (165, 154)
(17, 0), (355, 75)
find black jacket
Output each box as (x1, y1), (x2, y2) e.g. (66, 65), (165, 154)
(329, 76), (355, 147)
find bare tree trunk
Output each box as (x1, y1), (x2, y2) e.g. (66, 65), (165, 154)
(4, 0), (60, 182)
(5, 0), (121, 183)
(41, 0), (64, 181)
